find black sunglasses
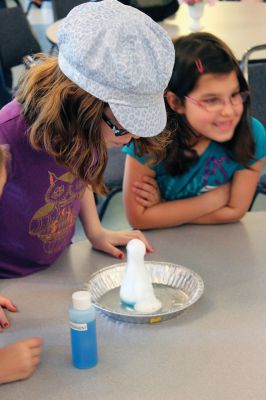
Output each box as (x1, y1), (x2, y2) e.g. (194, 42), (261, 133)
(102, 114), (129, 137)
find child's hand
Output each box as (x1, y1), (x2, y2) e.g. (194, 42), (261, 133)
(132, 176), (161, 208)
(89, 227), (154, 259)
(0, 296), (17, 331)
(0, 337), (42, 384)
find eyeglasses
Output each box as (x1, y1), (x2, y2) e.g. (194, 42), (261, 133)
(102, 114), (129, 137)
(185, 91), (249, 113)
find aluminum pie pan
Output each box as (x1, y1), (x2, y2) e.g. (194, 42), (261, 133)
(85, 261), (204, 324)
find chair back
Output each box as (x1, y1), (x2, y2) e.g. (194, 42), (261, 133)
(241, 45), (266, 209)
(51, 0), (89, 20)
(241, 45), (266, 129)
(0, 6), (41, 70)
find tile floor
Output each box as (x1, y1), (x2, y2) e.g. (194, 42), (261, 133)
(8, 0), (266, 240)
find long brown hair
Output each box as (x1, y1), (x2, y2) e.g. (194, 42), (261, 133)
(165, 32), (254, 176)
(0, 147), (5, 171)
(16, 54), (169, 193)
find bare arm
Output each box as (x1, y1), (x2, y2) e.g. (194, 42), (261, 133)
(79, 186), (103, 240)
(79, 186), (154, 258)
(191, 159), (264, 224)
(123, 156), (230, 229)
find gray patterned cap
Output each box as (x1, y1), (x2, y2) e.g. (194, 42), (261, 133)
(57, 0), (175, 137)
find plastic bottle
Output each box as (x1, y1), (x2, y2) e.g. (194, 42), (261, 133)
(69, 291), (98, 369)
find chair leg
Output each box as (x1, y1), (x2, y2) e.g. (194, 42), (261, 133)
(49, 43), (57, 55)
(248, 190), (259, 211)
(249, 174), (266, 211)
(98, 188), (122, 221)
(25, 1), (33, 15)
(25, 0), (43, 16)
(13, 0), (23, 8)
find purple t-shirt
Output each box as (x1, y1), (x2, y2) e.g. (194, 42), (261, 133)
(0, 100), (86, 278)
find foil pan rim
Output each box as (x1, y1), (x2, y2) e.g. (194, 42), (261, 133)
(85, 261), (204, 324)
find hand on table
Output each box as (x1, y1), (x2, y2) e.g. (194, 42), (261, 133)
(0, 337), (42, 384)
(89, 227), (154, 259)
(132, 175), (162, 208)
(0, 296), (17, 331)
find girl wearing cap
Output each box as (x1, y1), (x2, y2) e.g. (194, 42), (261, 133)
(0, 0), (175, 278)
(123, 32), (266, 229)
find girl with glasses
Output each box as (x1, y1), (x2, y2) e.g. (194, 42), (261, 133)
(123, 32), (266, 229)
(0, 0), (175, 278)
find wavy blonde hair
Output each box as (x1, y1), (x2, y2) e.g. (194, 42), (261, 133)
(16, 54), (170, 194)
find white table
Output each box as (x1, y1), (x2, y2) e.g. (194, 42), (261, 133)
(46, 3), (266, 61)
(1, 212), (266, 399)
(46, 19), (60, 45)
(159, 2), (266, 60)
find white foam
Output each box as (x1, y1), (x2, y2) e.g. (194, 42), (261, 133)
(120, 239), (161, 314)
(134, 299), (162, 314)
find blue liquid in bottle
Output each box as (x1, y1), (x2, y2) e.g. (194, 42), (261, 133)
(69, 291), (98, 369)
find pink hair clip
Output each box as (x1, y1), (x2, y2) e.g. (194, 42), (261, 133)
(195, 58), (204, 73)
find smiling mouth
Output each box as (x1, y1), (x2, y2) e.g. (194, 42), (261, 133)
(214, 121), (234, 132)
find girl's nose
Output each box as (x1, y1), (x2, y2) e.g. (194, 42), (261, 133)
(220, 99), (237, 116)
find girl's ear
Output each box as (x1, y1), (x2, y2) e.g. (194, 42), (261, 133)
(165, 91), (185, 114)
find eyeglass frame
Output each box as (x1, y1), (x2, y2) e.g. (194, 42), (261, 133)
(102, 114), (129, 137)
(184, 90), (250, 112)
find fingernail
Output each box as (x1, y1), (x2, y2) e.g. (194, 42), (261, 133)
(118, 253), (123, 259)
(3, 323), (9, 328)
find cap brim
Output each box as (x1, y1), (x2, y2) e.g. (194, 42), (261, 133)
(109, 96), (167, 138)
